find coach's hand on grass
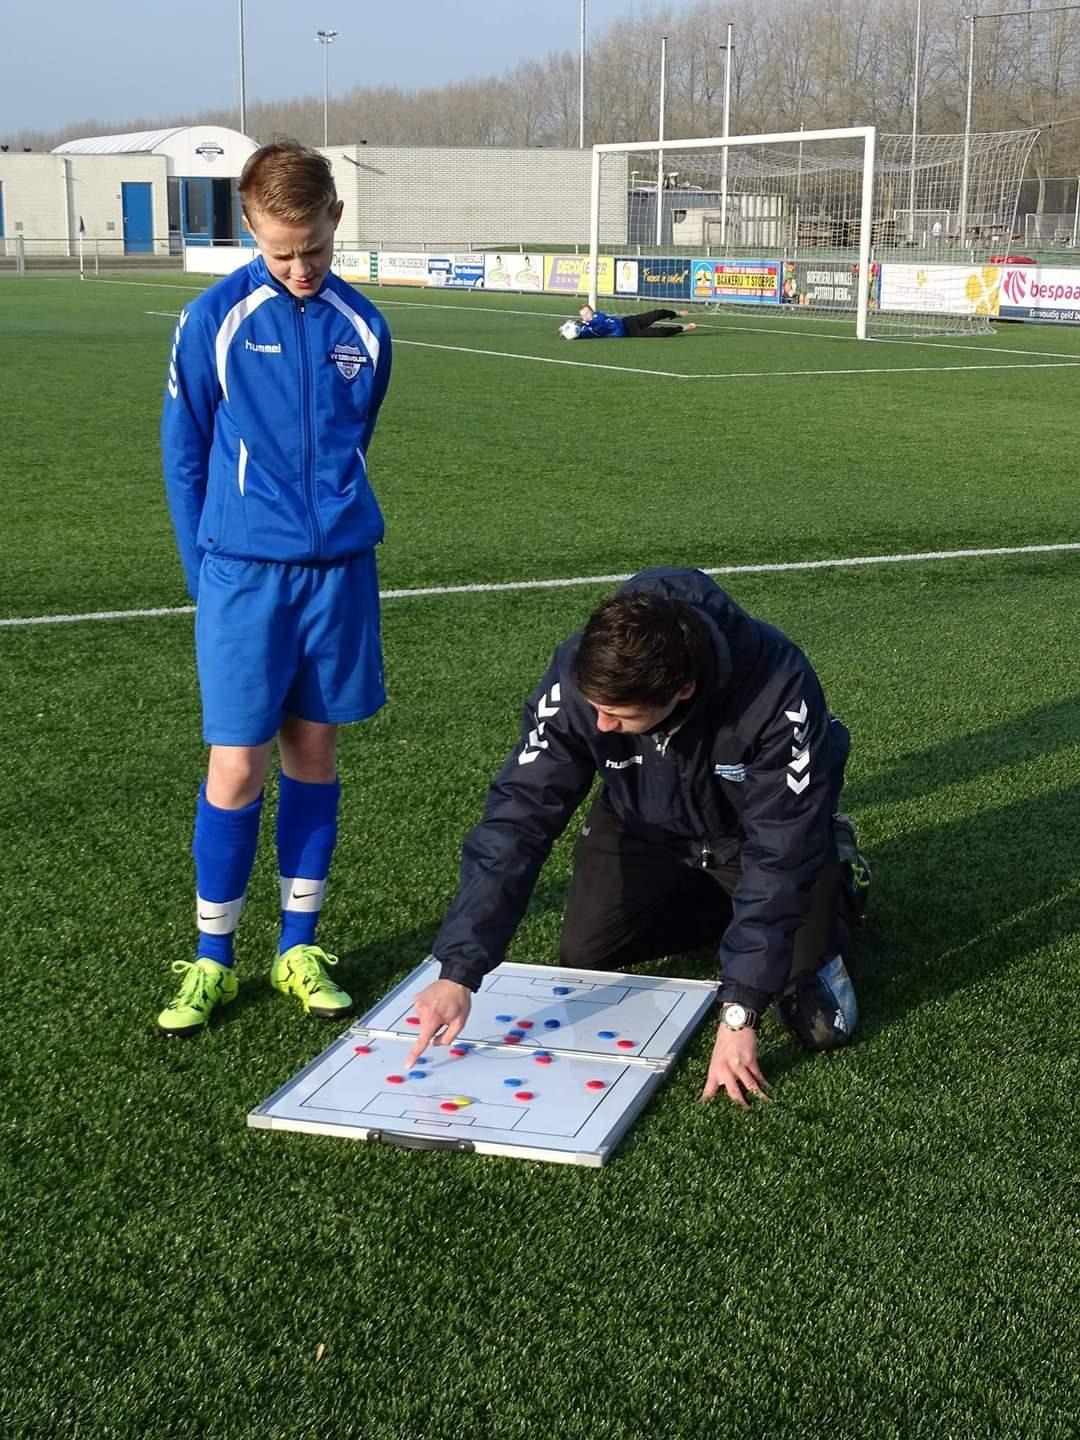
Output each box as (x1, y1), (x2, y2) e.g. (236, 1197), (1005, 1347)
(700, 1025), (771, 1109)
(405, 979), (473, 1066)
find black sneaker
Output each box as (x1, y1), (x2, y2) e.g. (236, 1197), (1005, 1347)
(833, 813), (871, 921)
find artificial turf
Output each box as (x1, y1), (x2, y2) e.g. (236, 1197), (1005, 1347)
(1, 276), (1078, 1439)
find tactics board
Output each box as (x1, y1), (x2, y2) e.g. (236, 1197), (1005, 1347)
(248, 960), (718, 1166)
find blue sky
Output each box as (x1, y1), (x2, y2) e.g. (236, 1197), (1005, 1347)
(2, 0), (642, 137)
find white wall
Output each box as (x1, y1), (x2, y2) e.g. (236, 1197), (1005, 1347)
(184, 244), (252, 276)
(0, 153), (167, 254)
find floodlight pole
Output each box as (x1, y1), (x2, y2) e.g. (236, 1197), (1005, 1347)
(909, 0), (921, 241)
(316, 29), (339, 147)
(720, 23), (733, 251)
(238, 0), (248, 135)
(656, 35), (667, 246)
(579, 0), (587, 148)
(961, 13), (976, 244)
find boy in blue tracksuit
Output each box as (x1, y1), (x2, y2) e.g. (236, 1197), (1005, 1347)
(157, 141), (392, 1035)
(403, 570), (870, 1107)
(561, 304), (697, 339)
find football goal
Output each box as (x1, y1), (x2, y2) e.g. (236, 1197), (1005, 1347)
(587, 125), (1039, 338)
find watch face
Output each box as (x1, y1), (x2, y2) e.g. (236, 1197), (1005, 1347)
(723, 1004), (748, 1029)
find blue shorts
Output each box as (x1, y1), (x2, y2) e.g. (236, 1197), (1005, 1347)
(195, 552), (385, 746)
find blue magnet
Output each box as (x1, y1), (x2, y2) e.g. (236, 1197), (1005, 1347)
(553, 986), (570, 995)
(598, 1030), (616, 1040)
(407, 1070), (427, 1080)
(544, 1018), (561, 1029)
(495, 1014), (513, 1022)
(503, 1077), (523, 1086)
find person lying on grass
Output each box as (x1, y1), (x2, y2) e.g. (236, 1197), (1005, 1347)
(559, 304), (697, 339)
(405, 568), (871, 1108)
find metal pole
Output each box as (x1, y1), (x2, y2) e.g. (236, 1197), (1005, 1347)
(238, 0), (247, 134)
(961, 13), (975, 244)
(316, 30), (339, 148)
(1072, 174), (1080, 247)
(656, 35), (667, 246)
(720, 22), (733, 251)
(579, 0), (586, 148)
(856, 127), (877, 340)
(588, 144), (602, 310)
(909, 0), (921, 241)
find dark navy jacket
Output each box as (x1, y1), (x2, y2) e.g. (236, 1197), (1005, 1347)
(432, 568), (849, 1008)
(161, 255), (391, 599)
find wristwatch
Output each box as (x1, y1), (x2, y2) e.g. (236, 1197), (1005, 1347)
(718, 1002), (760, 1032)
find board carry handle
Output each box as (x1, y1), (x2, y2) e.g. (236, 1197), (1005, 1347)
(367, 1129), (476, 1154)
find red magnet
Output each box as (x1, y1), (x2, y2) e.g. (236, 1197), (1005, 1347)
(514, 1091), (534, 1101)
(353, 1045), (372, 1055)
(387, 1075), (405, 1084)
(586, 1080), (606, 1090)
(616, 1039), (635, 1049)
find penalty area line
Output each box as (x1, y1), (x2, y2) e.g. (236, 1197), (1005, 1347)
(5, 541), (1080, 629)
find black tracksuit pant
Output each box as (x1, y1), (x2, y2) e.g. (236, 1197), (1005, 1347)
(558, 792), (854, 986)
(622, 308), (685, 338)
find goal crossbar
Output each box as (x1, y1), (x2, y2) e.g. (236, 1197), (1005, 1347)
(588, 126), (877, 338)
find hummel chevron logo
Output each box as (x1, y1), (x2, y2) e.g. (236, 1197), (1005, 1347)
(167, 309), (189, 400)
(518, 684), (562, 766)
(537, 683), (561, 718)
(784, 698), (811, 794)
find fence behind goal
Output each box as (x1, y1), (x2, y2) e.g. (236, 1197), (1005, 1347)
(587, 127), (1039, 338)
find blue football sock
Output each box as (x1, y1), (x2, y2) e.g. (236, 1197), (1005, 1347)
(192, 786), (264, 967)
(276, 774), (340, 954)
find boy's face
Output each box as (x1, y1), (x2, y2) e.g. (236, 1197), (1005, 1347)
(578, 305), (595, 322)
(245, 200), (344, 298)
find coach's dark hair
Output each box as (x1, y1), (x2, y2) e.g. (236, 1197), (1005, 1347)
(573, 592), (708, 706)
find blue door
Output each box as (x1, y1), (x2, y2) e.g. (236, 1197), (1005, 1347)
(121, 182), (153, 254)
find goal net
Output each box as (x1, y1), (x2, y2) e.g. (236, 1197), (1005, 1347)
(587, 126), (1039, 338)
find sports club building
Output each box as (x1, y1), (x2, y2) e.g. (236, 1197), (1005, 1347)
(0, 126), (256, 258)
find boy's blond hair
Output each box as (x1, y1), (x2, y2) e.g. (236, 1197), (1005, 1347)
(239, 141), (338, 224)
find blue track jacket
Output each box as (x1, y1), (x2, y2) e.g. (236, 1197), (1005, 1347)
(576, 310), (625, 338)
(161, 256), (392, 599)
(432, 569), (850, 1008)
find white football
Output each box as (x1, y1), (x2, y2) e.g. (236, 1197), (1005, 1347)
(559, 320), (582, 340)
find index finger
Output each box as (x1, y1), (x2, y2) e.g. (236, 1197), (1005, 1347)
(405, 1013), (445, 1068)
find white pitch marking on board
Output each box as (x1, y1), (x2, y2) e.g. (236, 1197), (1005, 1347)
(6, 542), (1080, 629)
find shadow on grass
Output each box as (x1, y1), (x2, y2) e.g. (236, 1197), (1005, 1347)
(846, 694), (1080, 812)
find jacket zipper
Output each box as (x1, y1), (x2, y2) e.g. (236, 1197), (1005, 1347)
(653, 719), (715, 869)
(295, 298), (324, 559)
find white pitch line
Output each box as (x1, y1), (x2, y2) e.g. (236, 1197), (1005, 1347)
(393, 337), (689, 378)
(688, 315), (1080, 361)
(5, 542), (1079, 629)
(144, 313), (1080, 379)
(112, 275), (1079, 362)
(395, 337), (1078, 379)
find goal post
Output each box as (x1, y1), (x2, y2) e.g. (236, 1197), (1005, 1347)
(586, 125), (1039, 339)
(588, 126), (876, 338)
